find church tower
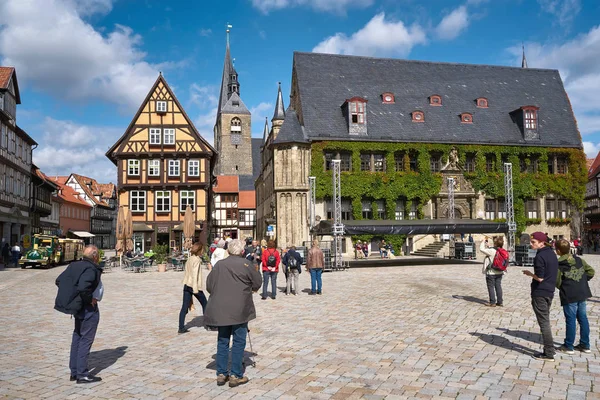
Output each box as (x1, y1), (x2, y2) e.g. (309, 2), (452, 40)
(213, 28), (252, 176)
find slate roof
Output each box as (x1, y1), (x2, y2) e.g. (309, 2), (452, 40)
(272, 83), (285, 121)
(239, 175), (255, 191)
(216, 40), (250, 116)
(273, 107), (309, 145)
(291, 52), (582, 148)
(251, 138), (262, 179)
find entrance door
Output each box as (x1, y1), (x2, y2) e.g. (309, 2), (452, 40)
(157, 233), (169, 246)
(133, 233), (144, 253)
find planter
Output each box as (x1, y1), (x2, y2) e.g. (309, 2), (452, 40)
(158, 263), (167, 272)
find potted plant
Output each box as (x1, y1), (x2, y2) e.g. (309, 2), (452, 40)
(152, 244), (169, 272)
(98, 249), (105, 268)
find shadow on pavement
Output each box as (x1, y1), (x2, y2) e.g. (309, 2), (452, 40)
(469, 332), (534, 356)
(496, 328), (549, 345)
(89, 346), (128, 375)
(206, 351), (258, 373)
(185, 316), (205, 329)
(452, 295), (489, 305)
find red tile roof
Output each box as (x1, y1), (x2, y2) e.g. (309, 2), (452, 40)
(213, 176), (239, 193)
(96, 183), (115, 198)
(70, 174), (115, 207)
(238, 190), (256, 209)
(51, 179), (92, 208)
(589, 152), (600, 179)
(0, 67), (14, 89)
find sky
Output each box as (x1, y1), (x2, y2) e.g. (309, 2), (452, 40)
(1, 0), (600, 183)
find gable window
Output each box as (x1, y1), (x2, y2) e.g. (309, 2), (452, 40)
(382, 92), (395, 104)
(127, 160), (140, 176)
(461, 113), (473, 123)
(180, 191), (195, 212)
(163, 128), (175, 145)
(188, 160), (200, 177)
(523, 106), (538, 130)
(360, 154), (371, 171)
(476, 98), (488, 108)
(130, 191), (146, 212)
(155, 191), (171, 213)
(430, 152), (442, 172)
(526, 199), (538, 219)
(148, 159), (160, 176)
(168, 160), (180, 176)
(412, 111), (424, 123)
(156, 101), (167, 113)
(430, 95), (442, 106)
(350, 101), (365, 124)
(395, 152), (405, 172)
(465, 153), (475, 173)
(149, 128), (161, 145)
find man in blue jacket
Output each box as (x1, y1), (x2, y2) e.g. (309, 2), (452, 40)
(523, 232), (558, 361)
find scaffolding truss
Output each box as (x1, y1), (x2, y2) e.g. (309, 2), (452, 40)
(448, 177), (455, 258)
(331, 160), (344, 270)
(504, 163), (516, 261)
(308, 176), (316, 230)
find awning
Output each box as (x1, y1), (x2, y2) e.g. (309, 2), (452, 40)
(312, 219), (508, 236)
(132, 223), (155, 232)
(173, 223), (204, 231)
(70, 231), (95, 238)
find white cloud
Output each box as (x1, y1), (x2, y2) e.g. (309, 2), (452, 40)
(436, 6), (469, 41)
(199, 28), (212, 37)
(0, 0), (176, 112)
(583, 142), (600, 158)
(312, 13), (427, 57)
(251, 0), (374, 14)
(189, 84), (219, 110)
(250, 102), (274, 136)
(537, 0), (581, 27)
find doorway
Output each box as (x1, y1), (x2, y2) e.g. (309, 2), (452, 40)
(157, 233), (169, 247)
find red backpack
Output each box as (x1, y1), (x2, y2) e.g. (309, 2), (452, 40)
(491, 248), (509, 271)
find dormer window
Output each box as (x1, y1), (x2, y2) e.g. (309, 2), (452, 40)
(430, 95), (442, 106)
(476, 98), (488, 108)
(350, 100), (365, 124)
(412, 111), (424, 123)
(522, 106), (539, 130)
(156, 101), (167, 113)
(382, 92), (395, 104)
(461, 113), (473, 123)
(343, 97), (368, 135)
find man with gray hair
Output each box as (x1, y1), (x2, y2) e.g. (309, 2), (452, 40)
(205, 239), (262, 387)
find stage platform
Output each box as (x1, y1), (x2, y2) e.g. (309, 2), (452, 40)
(344, 255), (481, 269)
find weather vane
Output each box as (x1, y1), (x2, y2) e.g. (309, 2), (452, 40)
(226, 23), (232, 46)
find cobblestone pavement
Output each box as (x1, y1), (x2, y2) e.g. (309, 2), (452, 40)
(2, 256), (600, 400)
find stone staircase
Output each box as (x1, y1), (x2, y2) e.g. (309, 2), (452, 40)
(412, 241), (448, 258)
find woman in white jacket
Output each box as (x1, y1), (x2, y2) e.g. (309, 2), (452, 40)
(210, 239), (228, 270)
(480, 236), (506, 307)
(178, 243), (208, 334)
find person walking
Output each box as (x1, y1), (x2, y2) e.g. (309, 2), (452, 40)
(283, 246), (303, 295)
(178, 243), (208, 334)
(55, 245), (103, 383)
(307, 239), (325, 295)
(480, 236), (508, 307)
(554, 239), (595, 354)
(1, 242), (9, 267)
(260, 240), (280, 300)
(204, 239), (262, 387)
(11, 242), (21, 268)
(523, 232), (559, 361)
(210, 239), (228, 270)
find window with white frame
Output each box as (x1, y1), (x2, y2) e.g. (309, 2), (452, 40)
(188, 160), (200, 177)
(148, 159), (160, 176)
(526, 199), (538, 219)
(156, 101), (167, 113)
(130, 191), (146, 212)
(395, 200), (405, 220)
(180, 190), (195, 211)
(149, 128), (161, 145)
(485, 199), (496, 220)
(155, 191), (171, 212)
(164, 128), (175, 145)
(168, 160), (180, 176)
(127, 159), (139, 175)
(408, 203), (417, 220)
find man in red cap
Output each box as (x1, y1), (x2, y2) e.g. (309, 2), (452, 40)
(523, 231), (558, 361)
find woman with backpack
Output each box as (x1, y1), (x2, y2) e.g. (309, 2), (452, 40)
(480, 236), (509, 307)
(260, 240), (281, 300)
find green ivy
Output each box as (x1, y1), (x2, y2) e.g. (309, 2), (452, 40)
(351, 234), (405, 255)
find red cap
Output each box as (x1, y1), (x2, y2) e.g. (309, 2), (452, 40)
(530, 232), (548, 243)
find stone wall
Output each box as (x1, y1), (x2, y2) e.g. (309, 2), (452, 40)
(216, 113), (252, 176)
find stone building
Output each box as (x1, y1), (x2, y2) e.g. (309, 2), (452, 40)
(256, 52), (586, 254)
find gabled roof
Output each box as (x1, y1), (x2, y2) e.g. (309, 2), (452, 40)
(96, 183), (116, 198)
(51, 178), (92, 208)
(32, 166), (58, 190)
(69, 174), (112, 207)
(292, 52), (582, 148)
(588, 152), (600, 179)
(0, 67), (20, 103)
(273, 107), (309, 145)
(220, 91), (250, 115)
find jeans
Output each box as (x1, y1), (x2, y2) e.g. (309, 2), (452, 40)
(178, 285), (207, 330)
(310, 268), (323, 293)
(485, 274), (503, 305)
(532, 296), (555, 357)
(286, 269), (299, 294)
(563, 301), (590, 349)
(216, 322), (248, 378)
(69, 304), (100, 378)
(262, 271), (277, 298)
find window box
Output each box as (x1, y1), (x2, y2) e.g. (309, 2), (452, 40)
(525, 218), (542, 225)
(546, 217), (571, 225)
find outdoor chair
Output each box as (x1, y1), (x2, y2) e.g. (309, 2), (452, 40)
(131, 259), (144, 273)
(171, 258), (184, 272)
(121, 258), (133, 272)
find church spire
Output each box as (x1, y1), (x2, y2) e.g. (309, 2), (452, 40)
(263, 117), (269, 144)
(272, 82), (285, 122)
(521, 44), (528, 68)
(217, 24), (239, 117)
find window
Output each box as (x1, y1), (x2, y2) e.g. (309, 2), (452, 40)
(548, 156), (555, 174)
(395, 200), (405, 220)
(230, 117), (242, 133)
(168, 160), (180, 176)
(180, 191), (195, 211)
(226, 208), (238, 220)
(395, 152), (405, 172)
(558, 200), (568, 218)
(546, 198), (568, 219)
(128, 160), (139, 175)
(149, 128), (161, 145)
(130, 191), (146, 212)
(374, 154), (385, 172)
(465, 153), (475, 173)
(155, 191), (171, 212)
(497, 199), (506, 219)
(476, 98), (488, 108)
(526, 199), (538, 219)
(524, 107), (538, 130)
(545, 199), (556, 219)
(382, 93), (395, 104)
(412, 111), (424, 122)
(340, 152), (351, 172)
(360, 154), (371, 171)
(409, 153), (418, 172)
(188, 160), (200, 177)
(341, 199), (352, 220)
(430, 152), (442, 172)
(350, 101), (365, 124)
(375, 200), (385, 219)
(485, 154), (495, 172)
(156, 101), (167, 113)
(324, 152), (334, 171)
(529, 157), (539, 173)
(461, 113), (473, 123)
(557, 157), (567, 174)
(148, 160), (160, 176)
(430, 95), (442, 106)
(163, 128), (175, 145)
(361, 200), (373, 219)
(1, 123), (6, 148)
(408, 203), (417, 220)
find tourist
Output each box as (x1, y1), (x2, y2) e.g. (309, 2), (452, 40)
(307, 239), (325, 295)
(577, 237), (583, 255)
(362, 242), (369, 258)
(178, 243), (208, 334)
(260, 240), (280, 300)
(523, 232), (559, 361)
(283, 246), (302, 295)
(554, 239), (595, 354)
(379, 240), (388, 258)
(2, 242), (9, 267)
(355, 240), (364, 259)
(11, 242), (21, 268)
(245, 240), (262, 272)
(468, 234), (474, 243)
(210, 239), (227, 270)
(204, 239), (262, 387)
(480, 236), (508, 307)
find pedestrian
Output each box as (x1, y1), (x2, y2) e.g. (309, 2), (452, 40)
(245, 240), (262, 272)
(480, 236), (508, 307)
(379, 240), (387, 258)
(362, 242), (369, 258)
(307, 239), (325, 295)
(210, 239), (228, 270)
(11, 242), (21, 268)
(2, 242), (9, 267)
(554, 239), (595, 354)
(523, 232), (559, 361)
(468, 234), (474, 243)
(283, 245), (302, 295)
(55, 245), (103, 383)
(204, 239), (262, 387)
(577, 237), (583, 255)
(178, 243), (208, 334)
(260, 240), (280, 300)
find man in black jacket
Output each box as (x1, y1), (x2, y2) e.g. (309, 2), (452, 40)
(56, 245), (103, 383)
(523, 232), (558, 361)
(283, 246), (303, 295)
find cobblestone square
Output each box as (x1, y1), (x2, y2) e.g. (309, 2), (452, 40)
(2, 257), (600, 399)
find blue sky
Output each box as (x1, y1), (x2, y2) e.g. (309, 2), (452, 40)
(1, 0), (599, 182)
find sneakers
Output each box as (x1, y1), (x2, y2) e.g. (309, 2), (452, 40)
(229, 375), (249, 388)
(556, 345), (574, 355)
(216, 374), (229, 386)
(575, 344), (592, 353)
(532, 352), (555, 361)
(177, 328), (189, 334)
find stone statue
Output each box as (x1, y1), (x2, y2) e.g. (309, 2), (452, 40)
(448, 147), (459, 169)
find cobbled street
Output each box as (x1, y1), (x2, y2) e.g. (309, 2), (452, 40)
(2, 257), (600, 399)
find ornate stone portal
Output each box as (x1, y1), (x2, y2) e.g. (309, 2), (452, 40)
(436, 147), (477, 219)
